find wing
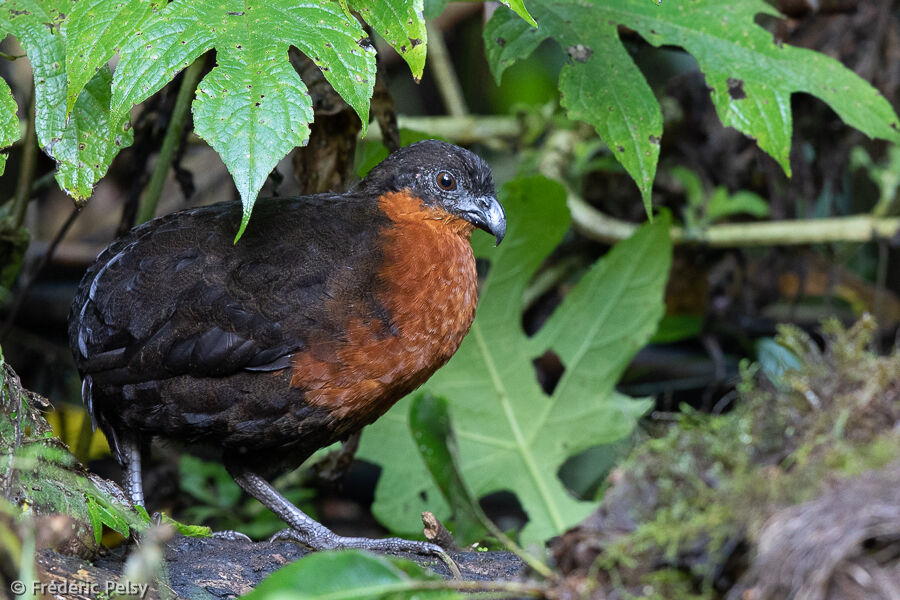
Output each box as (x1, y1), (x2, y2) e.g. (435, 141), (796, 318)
(69, 195), (392, 387)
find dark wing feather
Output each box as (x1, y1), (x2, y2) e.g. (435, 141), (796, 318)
(69, 195), (390, 388)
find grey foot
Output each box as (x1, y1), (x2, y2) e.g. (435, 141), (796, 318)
(227, 465), (461, 577)
(269, 528), (460, 577)
(268, 527), (442, 555)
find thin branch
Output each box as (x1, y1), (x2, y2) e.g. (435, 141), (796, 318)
(12, 89), (37, 228)
(569, 196), (900, 246)
(425, 21), (468, 117)
(136, 58), (204, 224)
(364, 115), (522, 145)
(539, 129), (900, 247)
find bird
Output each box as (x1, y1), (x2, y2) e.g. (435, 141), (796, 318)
(68, 139), (506, 557)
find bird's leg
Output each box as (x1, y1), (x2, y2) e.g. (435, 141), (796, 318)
(119, 438), (251, 541)
(227, 463), (458, 569)
(119, 437), (145, 508)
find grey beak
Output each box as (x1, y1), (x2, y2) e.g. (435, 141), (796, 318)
(465, 196), (506, 245)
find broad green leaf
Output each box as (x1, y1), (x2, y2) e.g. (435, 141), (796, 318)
(484, 4), (661, 212)
(64, 0), (155, 116)
(0, 76), (19, 175)
(360, 176), (670, 543)
(2, 0), (133, 200)
(111, 0), (376, 239)
(484, 0), (900, 209)
(351, 0), (427, 81)
(244, 550), (462, 600)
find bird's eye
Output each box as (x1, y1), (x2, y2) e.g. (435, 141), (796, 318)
(436, 171), (456, 191)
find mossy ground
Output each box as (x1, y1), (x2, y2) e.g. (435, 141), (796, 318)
(553, 316), (900, 599)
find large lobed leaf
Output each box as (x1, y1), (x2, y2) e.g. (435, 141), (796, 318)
(359, 175), (672, 544)
(64, 0), (159, 116)
(350, 0), (427, 81)
(1, 0), (133, 201)
(109, 0), (376, 238)
(484, 0), (900, 213)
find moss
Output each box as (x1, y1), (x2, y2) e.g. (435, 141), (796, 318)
(577, 317), (899, 599)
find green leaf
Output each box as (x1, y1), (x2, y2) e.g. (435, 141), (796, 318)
(650, 314), (703, 344)
(64, 0), (154, 116)
(0, 359), (148, 551)
(0, 77), (20, 175)
(178, 455), (243, 509)
(484, 0), (900, 209)
(360, 175), (671, 543)
(409, 393), (486, 544)
(500, 0), (537, 27)
(706, 188), (770, 221)
(484, 3), (661, 213)
(351, 0), (426, 81)
(158, 513), (213, 538)
(85, 493), (131, 544)
(111, 0), (376, 239)
(2, 0), (133, 200)
(244, 550), (462, 600)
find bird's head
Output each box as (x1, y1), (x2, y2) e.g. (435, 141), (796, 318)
(359, 140), (506, 245)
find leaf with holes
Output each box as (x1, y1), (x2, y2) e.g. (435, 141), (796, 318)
(0, 76), (19, 175)
(359, 176), (671, 544)
(111, 0), (376, 239)
(484, 0), (900, 213)
(351, 0), (427, 81)
(2, 0), (133, 201)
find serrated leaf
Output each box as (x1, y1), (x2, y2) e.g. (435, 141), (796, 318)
(0, 77), (20, 175)
(359, 176), (670, 543)
(484, 0), (900, 208)
(351, 0), (426, 81)
(484, 4), (661, 212)
(2, 0), (133, 200)
(55, 67), (135, 199)
(111, 0), (376, 239)
(64, 0), (154, 116)
(244, 550), (462, 600)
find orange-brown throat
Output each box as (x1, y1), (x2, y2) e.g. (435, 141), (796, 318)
(291, 191), (479, 423)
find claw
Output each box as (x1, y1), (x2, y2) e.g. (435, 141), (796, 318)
(211, 529), (252, 542)
(267, 528), (460, 578)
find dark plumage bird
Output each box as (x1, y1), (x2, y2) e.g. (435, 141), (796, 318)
(68, 140), (505, 555)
